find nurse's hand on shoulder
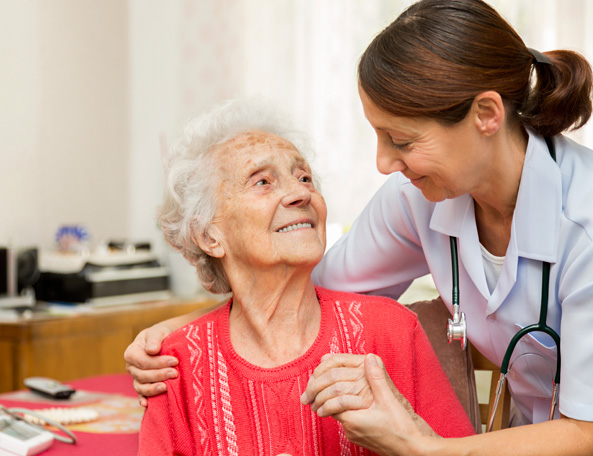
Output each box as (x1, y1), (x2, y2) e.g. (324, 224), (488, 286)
(124, 324), (179, 407)
(301, 353), (436, 455)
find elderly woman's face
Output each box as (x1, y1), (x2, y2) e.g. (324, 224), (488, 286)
(210, 131), (327, 271)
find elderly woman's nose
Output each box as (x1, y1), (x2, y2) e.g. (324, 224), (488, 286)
(282, 177), (312, 206)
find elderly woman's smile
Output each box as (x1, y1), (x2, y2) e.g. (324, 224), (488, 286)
(277, 221), (313, 233)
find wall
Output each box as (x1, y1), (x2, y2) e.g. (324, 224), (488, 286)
(0, 0), (130, 250)
(1, 0), (592, 262)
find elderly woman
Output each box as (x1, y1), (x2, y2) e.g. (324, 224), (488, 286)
(137, 99), (474, 455)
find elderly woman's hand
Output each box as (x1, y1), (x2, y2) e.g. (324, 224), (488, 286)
(301, 353), (373, 415)
(301, 353), (437, 454)
(124, 324), (179, 407)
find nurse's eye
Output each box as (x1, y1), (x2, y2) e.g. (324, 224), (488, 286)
(391, 141), (411, 151)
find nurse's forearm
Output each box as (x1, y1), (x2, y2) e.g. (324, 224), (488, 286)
(420, 417), (593, 456)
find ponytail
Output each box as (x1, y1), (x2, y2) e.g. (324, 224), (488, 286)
(358, 0), (593, 137)
(520, 50), (593, 137)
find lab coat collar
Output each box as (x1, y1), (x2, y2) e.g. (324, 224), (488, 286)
(430, 132), (561, 261)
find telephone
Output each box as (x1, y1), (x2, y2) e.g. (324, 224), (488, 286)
(0, 412), (53, 456)
(0, 405), (77, 456)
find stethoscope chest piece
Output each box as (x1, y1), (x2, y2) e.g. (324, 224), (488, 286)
(447, 310), (467, 350)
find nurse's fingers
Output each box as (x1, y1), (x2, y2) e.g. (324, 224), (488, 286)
(124, 327), (179, 371)
(132, 377), (167, 401)
(128, 364), (177, 398)
(137, 394), (148, 408)
(126, 362), (178, 385)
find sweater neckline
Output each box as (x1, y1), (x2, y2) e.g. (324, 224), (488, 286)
(216, 286), (332, 381)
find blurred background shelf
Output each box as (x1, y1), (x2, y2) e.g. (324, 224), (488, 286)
(0, 298), (217, 393)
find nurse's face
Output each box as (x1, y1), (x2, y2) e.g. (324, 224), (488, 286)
(359, 86), (487, 202)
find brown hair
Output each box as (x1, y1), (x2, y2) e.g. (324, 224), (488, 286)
(358, 0), (592, 137)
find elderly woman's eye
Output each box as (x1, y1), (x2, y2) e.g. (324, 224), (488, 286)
(300, 176), (312, 183)
(255, 178), (270, 186)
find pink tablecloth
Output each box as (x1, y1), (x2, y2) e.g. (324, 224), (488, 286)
(0, 374), (142, 455)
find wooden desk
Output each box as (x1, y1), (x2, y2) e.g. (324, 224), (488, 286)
(0, 298), (218, 393)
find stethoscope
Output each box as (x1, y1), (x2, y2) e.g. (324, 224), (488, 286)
(446, 137), (561, 432)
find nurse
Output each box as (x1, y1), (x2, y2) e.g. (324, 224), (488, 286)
(301, 0), (593, 453)
(125, 0), (593, 453)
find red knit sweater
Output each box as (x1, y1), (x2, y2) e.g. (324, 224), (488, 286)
(139, 287), (475, 455)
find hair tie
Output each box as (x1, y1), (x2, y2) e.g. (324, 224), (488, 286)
(528, 48), (553, 66)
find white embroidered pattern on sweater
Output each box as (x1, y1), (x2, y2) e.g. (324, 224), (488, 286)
(186, 297), (369, 455)
(184, 324), (210, 452)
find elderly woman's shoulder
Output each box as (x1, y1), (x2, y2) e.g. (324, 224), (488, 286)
(316, 286), (418, 324)
(161, 300), (231, 353)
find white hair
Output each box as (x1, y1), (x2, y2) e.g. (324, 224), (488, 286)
(158, 98), (317, 294)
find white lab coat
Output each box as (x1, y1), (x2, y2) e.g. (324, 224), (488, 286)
(312, 132), (593, 424)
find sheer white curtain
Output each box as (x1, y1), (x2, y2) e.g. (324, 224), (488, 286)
(174, 0), (407, 231)
(491, 0), (593, 146)
(172, 0), (593, 230)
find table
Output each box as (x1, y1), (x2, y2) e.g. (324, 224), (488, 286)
(0, 374), (143, 455)
(0, 298), (218, 393)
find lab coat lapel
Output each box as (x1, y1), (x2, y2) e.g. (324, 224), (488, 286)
(488, 133), (561, 313)
(512, 134), (561, 263)
(430, 193), (491, 300)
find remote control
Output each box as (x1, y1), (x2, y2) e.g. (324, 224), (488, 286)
(23, 377), (76, 399)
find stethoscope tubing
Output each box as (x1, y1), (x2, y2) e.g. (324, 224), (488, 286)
(449, 237), (561, 431)
(447, 137), (562, 430)
(499, 262), (561, 383)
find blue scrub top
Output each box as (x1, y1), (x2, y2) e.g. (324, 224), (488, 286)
(313, 132), (593, 424)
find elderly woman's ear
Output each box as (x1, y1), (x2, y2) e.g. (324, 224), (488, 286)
(192, 227), (225, 259)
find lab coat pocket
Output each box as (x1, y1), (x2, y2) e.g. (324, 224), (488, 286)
(507, 323), (558, 398)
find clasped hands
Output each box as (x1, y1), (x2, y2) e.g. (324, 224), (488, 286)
(300, 353), (436, 455)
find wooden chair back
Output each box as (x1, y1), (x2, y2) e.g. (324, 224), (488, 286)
(409, 297), (511, 433)
(470, 344), (511, 431)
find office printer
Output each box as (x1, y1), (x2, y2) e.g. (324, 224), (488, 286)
(34, 248), (171, 306)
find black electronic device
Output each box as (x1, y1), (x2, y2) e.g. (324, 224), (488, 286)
(0, 247), (38, 309)
(34, 249), (170, 306)
(23, 377), (76, 400)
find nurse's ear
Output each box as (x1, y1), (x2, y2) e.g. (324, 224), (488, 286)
(192, 225), (226, 259)
(471, 91), (505, 137)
